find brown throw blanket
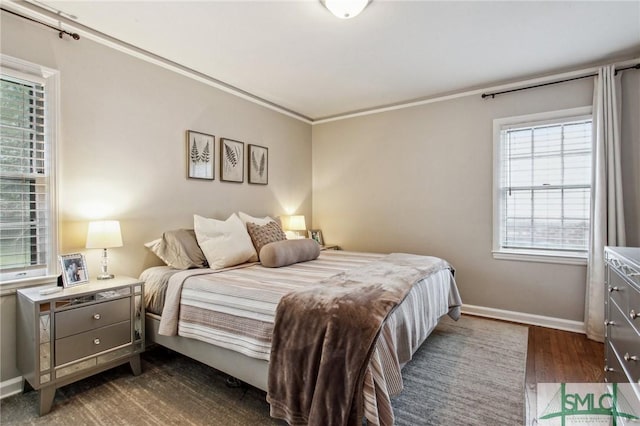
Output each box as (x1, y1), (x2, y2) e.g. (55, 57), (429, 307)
(267, 253), (452, 426)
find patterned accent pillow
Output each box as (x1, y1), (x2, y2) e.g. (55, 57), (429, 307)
(246, 221), (287, 258)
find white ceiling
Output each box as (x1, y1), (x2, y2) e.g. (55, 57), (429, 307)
(30, 1), (640, 120)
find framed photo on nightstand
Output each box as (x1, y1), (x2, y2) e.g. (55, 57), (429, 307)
(59, 253), (89, 287)
(308, 229), (324, 245)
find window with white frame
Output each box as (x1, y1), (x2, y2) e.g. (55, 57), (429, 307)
(0, 57), (58, 284)
(493, 107), (592, 263)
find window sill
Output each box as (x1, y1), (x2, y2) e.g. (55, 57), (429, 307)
(0, 274), (59, 296)
(492, 250), (587, 266)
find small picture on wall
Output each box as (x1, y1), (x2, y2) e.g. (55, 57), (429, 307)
(248, 144), (268, 185)
(187, 130), (214, 180)
(59, 253), (90, 287)
(221, 138), (244, 183)
(308, 229), (324, 246)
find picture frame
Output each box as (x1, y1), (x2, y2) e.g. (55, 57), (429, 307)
(187, 130), (215, 180)
(248, 144), (268, 185)
(308, 229), (324, 246)
(220, 138), (244, 183)
(59, 253), (90, 287)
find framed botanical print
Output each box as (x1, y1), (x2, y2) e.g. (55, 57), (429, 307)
(221, 138), (244, 183)
(187, 130), (214, 180)
(248, 144), (268, 185)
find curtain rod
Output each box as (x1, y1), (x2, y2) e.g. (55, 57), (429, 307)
(0, 7), (80, 40)
(481, 63), (640, 99)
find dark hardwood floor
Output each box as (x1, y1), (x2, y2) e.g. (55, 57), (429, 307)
(525, 325), (604, 425)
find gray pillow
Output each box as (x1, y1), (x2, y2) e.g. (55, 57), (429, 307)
(259, 239), (320, 268)
(145, 229), (207, 270)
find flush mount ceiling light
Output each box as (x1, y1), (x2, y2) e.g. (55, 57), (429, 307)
(321, 0), (371, 19)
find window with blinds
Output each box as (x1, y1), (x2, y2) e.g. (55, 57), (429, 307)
(494, 109), (592, 261)
(0, 72), (51, 280)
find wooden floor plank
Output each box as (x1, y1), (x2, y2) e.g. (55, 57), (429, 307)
(525, 325), (604, 425)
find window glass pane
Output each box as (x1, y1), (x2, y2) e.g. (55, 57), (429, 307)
(504, 218), (532, 248)
(508, 158), (532, 187)
(562, 219), (590, 250)
(564, 122), (591, 153)
(564, 153), (591, 185)
(564, 188), (590, 219)
(533, 189), (562, 219)
(533, 219), (563, 249)
(533, 125), (562, 156)
(505, 189), (531, 218)
(533, 155), (562, 186)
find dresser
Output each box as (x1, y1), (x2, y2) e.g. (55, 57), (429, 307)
(604, 247), (640, 403)
(16, 277), (144, 415)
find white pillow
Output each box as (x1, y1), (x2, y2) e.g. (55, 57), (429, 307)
(238, 211), (274, 226)
(194, 214), (258, 270)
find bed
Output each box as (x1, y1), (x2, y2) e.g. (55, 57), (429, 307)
(141, 249), (461, 426)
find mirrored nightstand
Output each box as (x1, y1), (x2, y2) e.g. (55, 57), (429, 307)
(17, 276), (144, 415)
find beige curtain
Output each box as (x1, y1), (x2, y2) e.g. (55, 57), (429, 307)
(585, 65), (626, 342)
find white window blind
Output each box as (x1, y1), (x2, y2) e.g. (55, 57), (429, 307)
(496, 112), (592, 258)
(0, 73), (50, 278)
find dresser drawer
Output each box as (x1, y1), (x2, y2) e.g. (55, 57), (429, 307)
(606, 341), (630, 383)
(55, 320), (131, 366)
(609, 268), (640, 335)
(55, 298), (130, 339)
(609, 254), (640, 289)
(609, 301), (640, 382)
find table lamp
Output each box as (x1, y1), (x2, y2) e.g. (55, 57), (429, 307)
(86, 220), (123, 280)
(286, 215), (306, 239)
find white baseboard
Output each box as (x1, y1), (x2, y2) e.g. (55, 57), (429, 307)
(461, 304), (586, 334)
(0, 376), (23, 399)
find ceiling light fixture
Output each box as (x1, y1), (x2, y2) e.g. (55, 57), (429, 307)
(321, 0), (371, 19)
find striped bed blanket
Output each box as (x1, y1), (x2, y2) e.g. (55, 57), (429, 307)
(150, 250), (461, 425)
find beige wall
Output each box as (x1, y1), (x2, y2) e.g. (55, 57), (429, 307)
(312, 72), (640, 323)
(0, 14), (311, 382)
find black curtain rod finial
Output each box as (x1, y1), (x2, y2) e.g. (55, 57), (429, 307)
(1, 7), (80, 41)
(58, 30), (80, 40)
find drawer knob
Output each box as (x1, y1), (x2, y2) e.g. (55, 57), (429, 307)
(93, 313), (101, 320)
(630, 310), (639, 320)
(604, 366), (614, 372)
(605, 320), (615, 326)
(608, 286), (619, 293)
(623, 353), (638, 362)
(93, 338), (101, 345)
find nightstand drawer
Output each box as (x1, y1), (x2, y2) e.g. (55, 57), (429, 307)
(55, 298), (130, 339)
(55, 320), (131, 366)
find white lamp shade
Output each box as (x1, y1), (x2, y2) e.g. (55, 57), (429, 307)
(287, 215), (307, 231)
(323, 0), (370, 19)
(86, 220), (123, 248)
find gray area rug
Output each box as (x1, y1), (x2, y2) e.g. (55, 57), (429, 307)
(1, 315), (527, 425)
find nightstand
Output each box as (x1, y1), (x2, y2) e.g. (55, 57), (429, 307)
(16, 276), (144, 415)
(320, 244), (340, 250)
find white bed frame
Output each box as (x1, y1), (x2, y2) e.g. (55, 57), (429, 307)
(145, 313), (269, 391)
